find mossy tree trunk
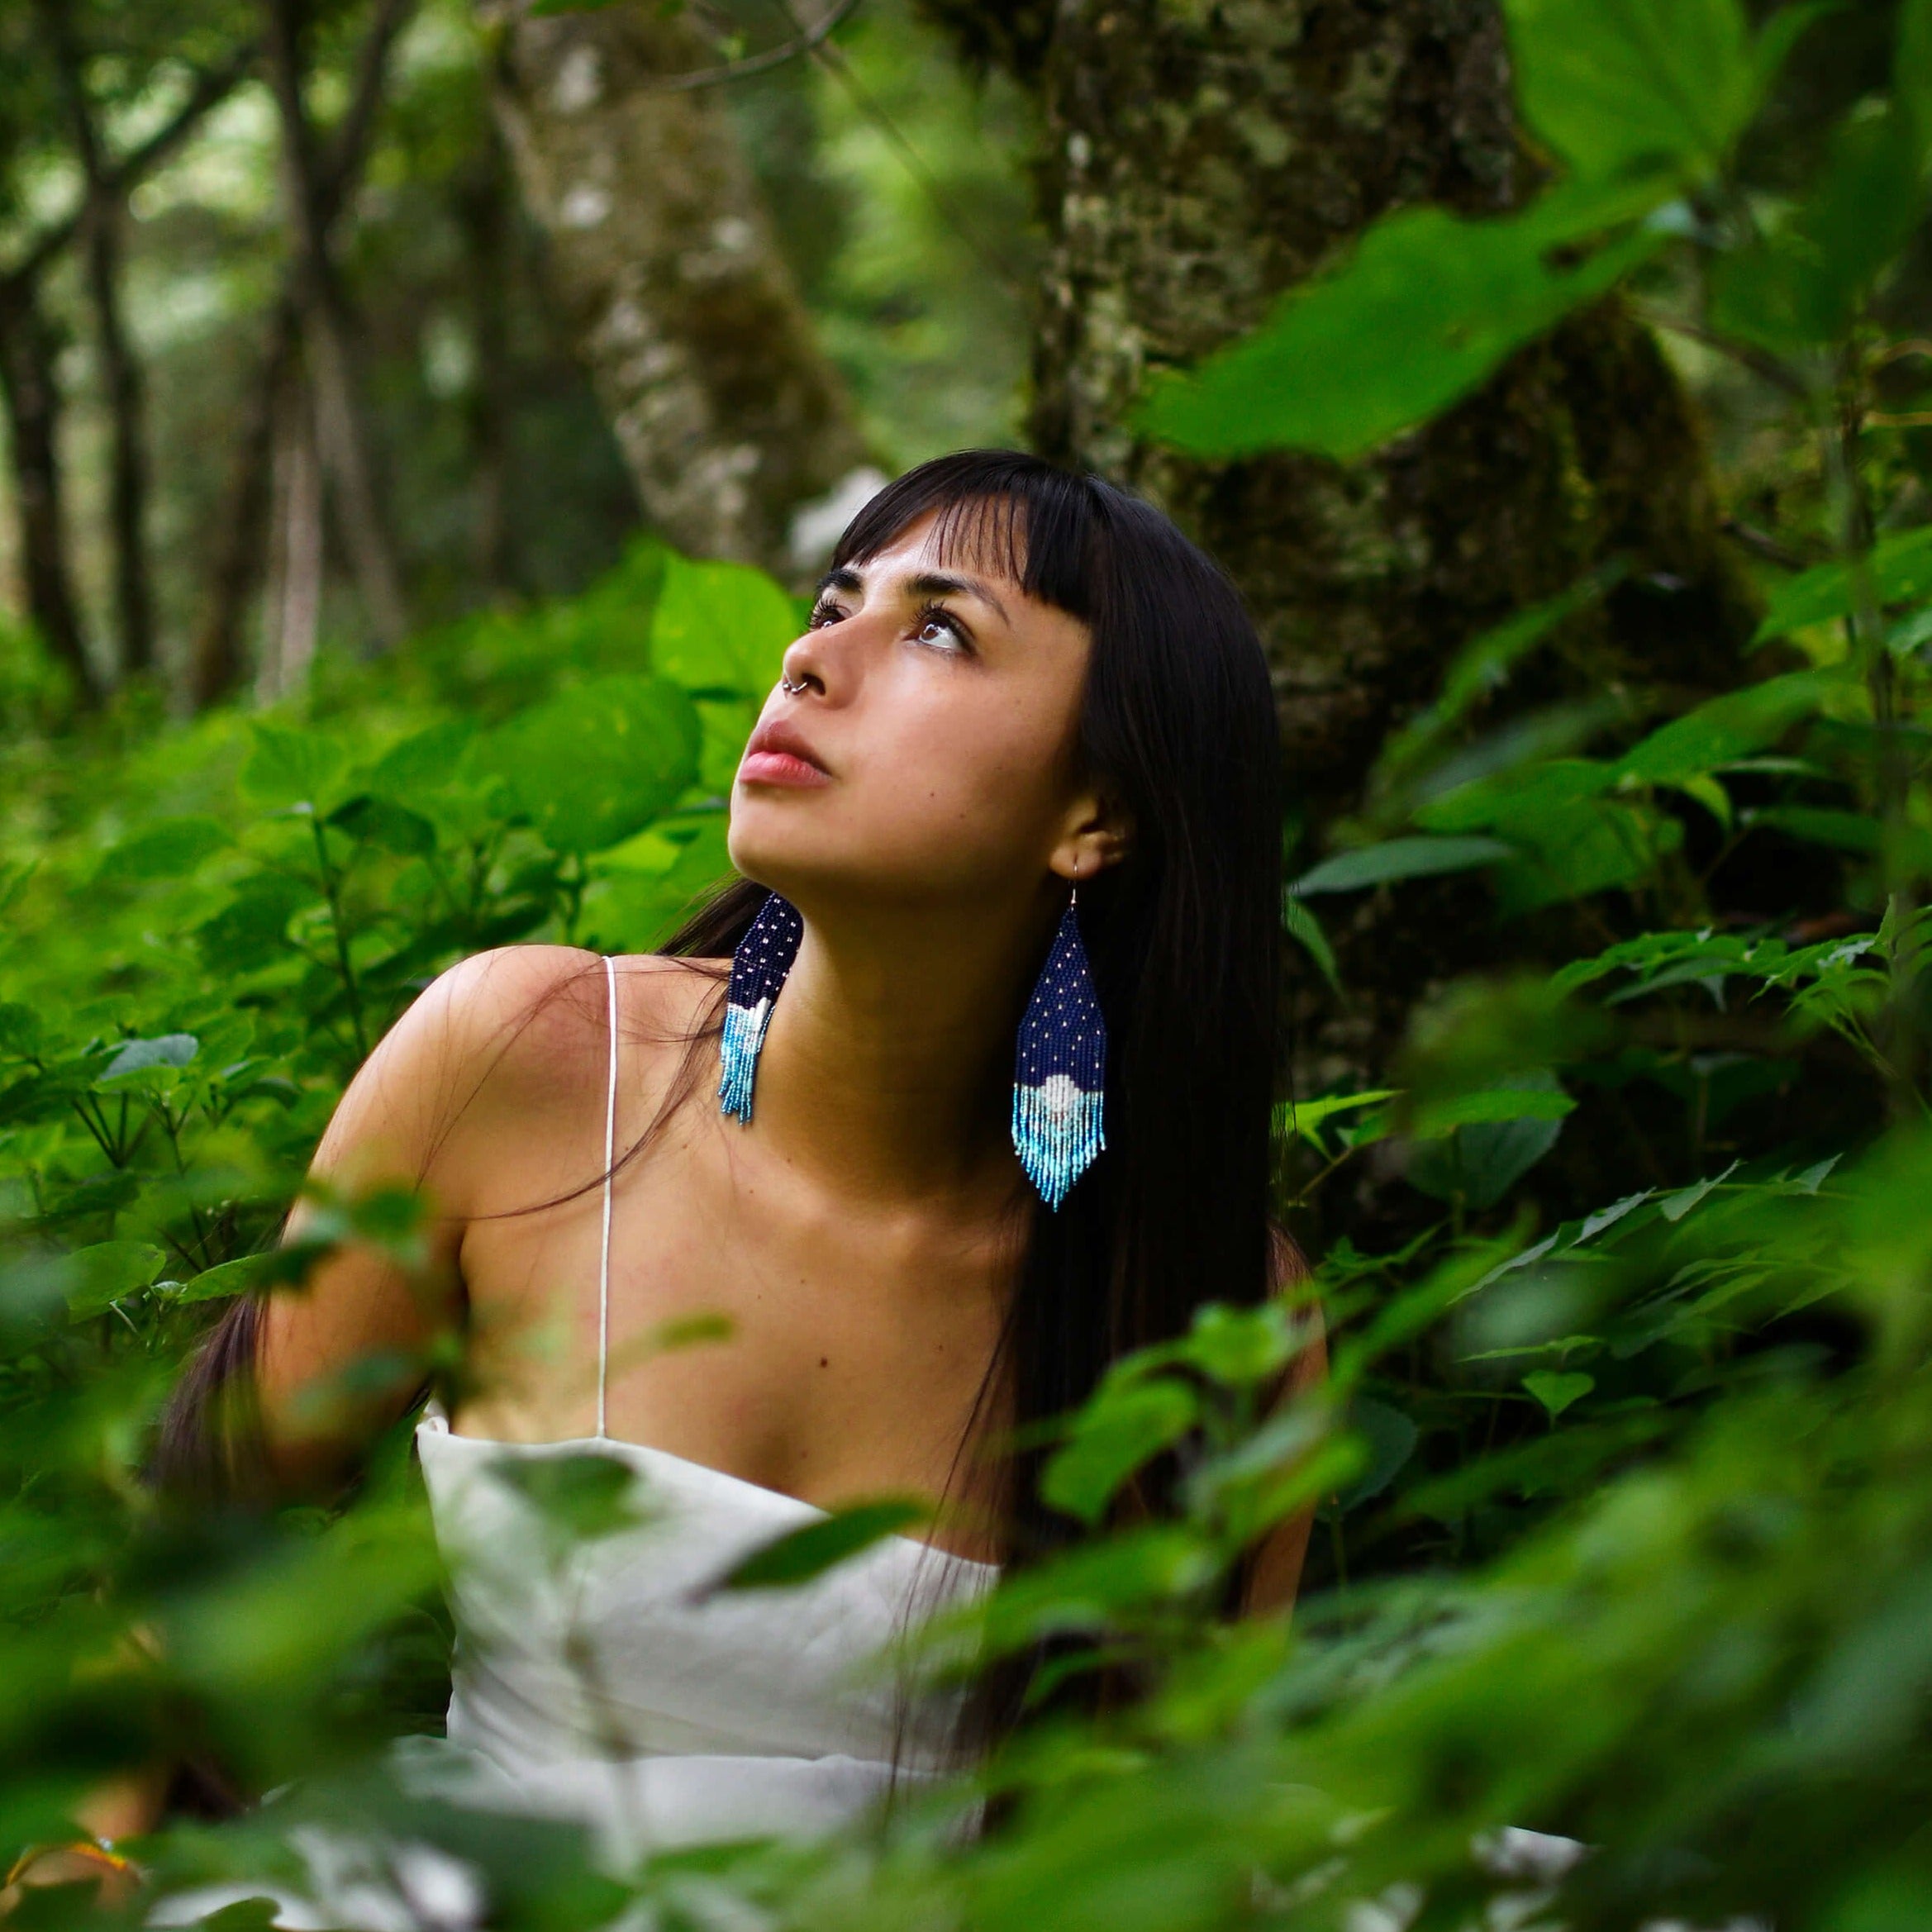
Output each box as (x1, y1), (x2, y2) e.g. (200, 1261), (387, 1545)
(482, 0), (871, 578)
(925, 0), (1762, 1111)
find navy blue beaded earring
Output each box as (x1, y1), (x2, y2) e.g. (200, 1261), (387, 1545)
(718, 892), (803, 1125)
(1011, 883), (1107, 1210)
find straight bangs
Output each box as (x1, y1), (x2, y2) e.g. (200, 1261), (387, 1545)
(829, 450), (1102, 621)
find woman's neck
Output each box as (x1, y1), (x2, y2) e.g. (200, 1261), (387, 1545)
(745, 898), (1047, 1208)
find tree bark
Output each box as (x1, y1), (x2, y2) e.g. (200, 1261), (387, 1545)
(40, 0), (158, 680)
(482, 0), (870, 575)
(924, 0), (1759, 1099)
(261, 0), (412, 648)
(188, 293), (300, 709)
(0, 279), (98, 705)
(458, 127), (516, 592)
(192, 6), (408, 706)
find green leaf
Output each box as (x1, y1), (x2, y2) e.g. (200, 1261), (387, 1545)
(195, 872), (316, 973)
(1043, 1378), (1201, 1527)
(1503, 0), (1755, 182)
(1523, 1369), (1595, 1419)
(173, 1252), (283, 1305)
(1411, 1084), (1577, 1139)
(1408, 1074), (1571, 1208)
(713, 1498), (933, 1590)
(1372, 570), (1623, 802)
(240, 722), (346, 811)
(496, 1452), (647, 1546)
(479, 676), (702, 854)
(1292, 835), (1515, 896)
(366, 719), (478, 806)
(1281, 1089), (1401, 1153)
(1329, 1396), (1419, 1513)
(63, 1240), (166, 1320)
(95, 815), (229, 883)
(1711, 102), (1925, 352)
(101, 1033), (199, 1081)
(1282, 892), (1341, 991)
(650, 552), (799, 702)
(1749, 806), (1882, 853)
(1614, 671), (1832, 786)
(1415, 758), (1614, 833)
(327, 794), (437, 859)
(1493, 799), (1675, 913)
(1754, 526), (1932, 643)
(1177, 1303), (1305, 1389)
(1138, 183), (1662, 462)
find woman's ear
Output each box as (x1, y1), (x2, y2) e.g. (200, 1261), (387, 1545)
(1050, 786), (1135, 883)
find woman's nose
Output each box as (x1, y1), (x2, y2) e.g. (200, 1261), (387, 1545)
(777, 629), (830, 699)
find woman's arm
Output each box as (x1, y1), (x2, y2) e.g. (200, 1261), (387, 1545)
(161, 945), (588, 1501)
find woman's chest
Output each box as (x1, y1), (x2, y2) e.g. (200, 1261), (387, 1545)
(453, 1131), (1012, 1545)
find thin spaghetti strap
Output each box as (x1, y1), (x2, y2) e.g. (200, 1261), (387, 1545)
(597, 955), (619, 1439)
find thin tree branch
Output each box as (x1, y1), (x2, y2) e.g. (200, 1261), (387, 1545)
(326, 0), (416, 202)
(633, 0), (863, 92)
(2, 42), (259, 294)
(1637, 306), (1811, 402)
(38, 0), (158, 675)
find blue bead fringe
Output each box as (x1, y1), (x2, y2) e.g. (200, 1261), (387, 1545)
(1011, 1078), (1106, 1211)
(717, 996), (777, 1125)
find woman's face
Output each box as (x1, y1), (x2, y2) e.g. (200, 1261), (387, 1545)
(727, 507), (1103, 911)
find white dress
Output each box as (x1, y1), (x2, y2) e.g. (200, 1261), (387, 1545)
(409, 1408), (997, 1868)
(150, 957), (998, 1926)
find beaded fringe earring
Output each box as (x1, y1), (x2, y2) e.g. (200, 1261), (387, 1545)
(1011, 887), (1107, 1210)
(717, 892), (803, 1125)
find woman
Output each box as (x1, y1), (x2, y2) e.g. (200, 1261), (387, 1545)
(50, 450), (1322, 1910)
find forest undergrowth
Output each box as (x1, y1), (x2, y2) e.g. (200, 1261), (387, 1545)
(7, 0), (1932, 1926)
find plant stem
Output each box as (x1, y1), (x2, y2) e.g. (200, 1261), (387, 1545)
(312, 815), (370, 1061)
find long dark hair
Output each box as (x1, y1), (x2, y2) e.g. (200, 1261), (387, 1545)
(155, 449), (1287, 1746)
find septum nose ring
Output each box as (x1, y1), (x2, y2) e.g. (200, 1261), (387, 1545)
(778, 675), (808, 695)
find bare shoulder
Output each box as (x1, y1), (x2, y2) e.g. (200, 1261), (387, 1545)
(421, 945), (722, 1116)
(315, 945), (721, 1204)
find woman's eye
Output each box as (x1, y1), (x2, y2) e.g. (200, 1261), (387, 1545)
(809, 602), (844, 628)
(915, 609), (968, 650)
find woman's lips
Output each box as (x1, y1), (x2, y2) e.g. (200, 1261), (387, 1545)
(739, 717), (831, 788)
(737, 748), (831, 788)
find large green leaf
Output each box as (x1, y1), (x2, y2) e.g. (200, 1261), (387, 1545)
(95, 816), (229, 883)
(1409, 1073), (1569, 1209)
(1495, 798), (1677, 913)
(1613, 671), (1833, 787)
(1138, 183), (1662, 462)
(1292, 835), (1515, 896)
(1043, 1378), (1201, 1527)
(1504, 0), (1755, 181)
(650, 553), (798, 702)
(62, 1240), (166, 1321)
(1755, 526), (1932, 642)
(1415, 757), (1615, 835)
(478, 676), (702, 854)
(240, 723), (347, 811)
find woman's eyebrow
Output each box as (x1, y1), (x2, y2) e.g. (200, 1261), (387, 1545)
(904, 570), (1012, 626)
(813, 564), (1015, 626)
